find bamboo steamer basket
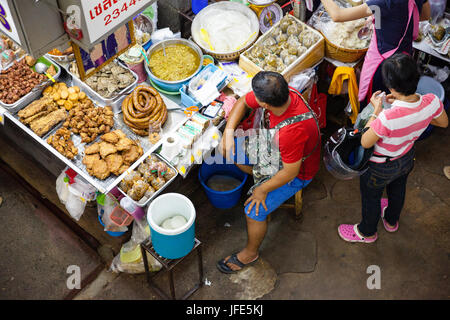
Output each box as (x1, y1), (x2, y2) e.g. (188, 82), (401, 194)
(191, 2), (260, 61)
(319, 30), (368, 63)
(239, 15), (325, 83)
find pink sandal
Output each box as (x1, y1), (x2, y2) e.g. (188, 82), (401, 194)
(380, 198), (399, 232)
(338, 224), (378, 243)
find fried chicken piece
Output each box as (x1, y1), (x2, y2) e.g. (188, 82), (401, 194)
(100, 131), (119, 144)
(30, 109), (67, 137)
(99, 141), (117, 159)
(84, 142), (100, 155)
(83, 154), (100, 169)
(111, 129), (126, 139)
(113, 164), (129, 176)
(105, 153), (123, 174)
(89, 159), (110, 180)
(115, 137), (134, 151)
(122, 145), (141, 164)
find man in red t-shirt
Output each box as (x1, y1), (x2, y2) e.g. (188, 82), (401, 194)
(217, 71), (321, 274)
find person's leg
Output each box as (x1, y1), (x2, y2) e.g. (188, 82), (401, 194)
(223, 216), (267, 271)
(384, 149), (415, 227)
(384, 173), (409, 227)
(357, 167), (388, 237)
(219, 178), (310, 272)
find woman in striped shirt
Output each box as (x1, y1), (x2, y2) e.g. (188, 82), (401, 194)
(338, 54), (448, 243)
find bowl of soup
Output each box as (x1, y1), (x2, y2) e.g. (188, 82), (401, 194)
(145, 39), (203, 92)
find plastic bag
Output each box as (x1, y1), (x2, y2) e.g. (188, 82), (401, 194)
(110, 218), (162, 274)
(65, 185), (87, 221)
(56, 171), (70, 205)
(289, 68), (316, 93)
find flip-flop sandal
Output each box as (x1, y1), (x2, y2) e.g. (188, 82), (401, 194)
(444, 166), (450, 180)
(216, 253), (259, 274)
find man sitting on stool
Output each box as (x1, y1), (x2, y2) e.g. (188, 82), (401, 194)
(217, 71), (321, 273)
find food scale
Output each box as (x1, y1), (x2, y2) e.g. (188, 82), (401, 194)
(247, 0), (284, 33)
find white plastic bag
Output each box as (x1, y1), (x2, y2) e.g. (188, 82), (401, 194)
(110, 218), (162, 274)
(65, 185), (87, 221)
(56, 170), (69, 205)
(289, 68), (316, 93)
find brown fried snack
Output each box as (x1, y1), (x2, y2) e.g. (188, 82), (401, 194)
(122, 144), (142, 164)
(99, 141), (117, 159)
(88, 159), (110, 180)
(82, 154), (100, 169)
(115, 137), (134, 151)
(101, 131), (119, 144)
(105, 153), (123, 173)
(84, 142), (100, 155)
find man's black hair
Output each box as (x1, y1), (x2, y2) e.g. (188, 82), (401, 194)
(381, 53), (420, 96)
(252, 71), (289, 107)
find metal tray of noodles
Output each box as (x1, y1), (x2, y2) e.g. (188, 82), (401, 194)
(117, 153), (178, 207)
(4, 69), (187, 194)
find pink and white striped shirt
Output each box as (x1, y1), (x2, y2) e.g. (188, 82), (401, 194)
(370, 94), (444, 163)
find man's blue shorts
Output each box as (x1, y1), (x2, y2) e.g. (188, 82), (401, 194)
(232, 137), (312, 222)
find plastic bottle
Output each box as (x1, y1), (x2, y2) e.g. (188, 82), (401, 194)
(192, 0), (208, 14)
(429, 0), (447, 24)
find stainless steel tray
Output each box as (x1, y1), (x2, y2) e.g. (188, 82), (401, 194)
(0, 57), (62, 114)
(117, 153), (178, 207)
(4, 72), (188, 194)
(47, 56), (138, 114)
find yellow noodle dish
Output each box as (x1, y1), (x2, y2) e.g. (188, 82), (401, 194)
(148, 44), (200, 82)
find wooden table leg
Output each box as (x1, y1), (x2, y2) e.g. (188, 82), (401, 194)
(295, 189), (303, 219)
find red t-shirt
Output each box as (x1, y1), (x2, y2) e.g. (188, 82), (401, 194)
(244, 89), (320, 181)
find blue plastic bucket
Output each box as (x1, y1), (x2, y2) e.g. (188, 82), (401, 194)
(198, 156), (248, 209)
(147, 193), (196, 259)
(416, 76), (446, 140)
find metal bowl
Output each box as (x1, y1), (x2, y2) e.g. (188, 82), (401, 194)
(145, 38), (204, 92)
(191, 2), (260, 61)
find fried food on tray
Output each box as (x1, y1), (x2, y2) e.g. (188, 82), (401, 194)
(62, 95), (114, 143)
(101, 131), (119, 144)
(83, 154), (100, 169)
(29, 108), (67, 137)
(115, 137), (134, 151)
(122, 144), (143, 164)
(88, 159), (110, 180)
(47, 128), (78, 160)
(105, 154), (123, 174)
(99, 141), (117, 159)
(18, 97), (54, 119)
(84, 142), (100, 155)
(122, 85), (168, 136)
(82, 129), (142, 180)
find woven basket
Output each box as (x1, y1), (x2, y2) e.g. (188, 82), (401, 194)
(199, 36), (259, 61)
(319, 30), (368, 63)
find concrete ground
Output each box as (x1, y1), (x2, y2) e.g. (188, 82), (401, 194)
(0, 125), (449, 300)
(76, 125), (450, 300)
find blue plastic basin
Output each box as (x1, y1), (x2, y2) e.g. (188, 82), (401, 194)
(198, 156), (248, 209)
(416, 76), (446, 141)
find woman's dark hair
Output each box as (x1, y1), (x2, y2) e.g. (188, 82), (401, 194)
(252, 71), (289, 107)
(381, 53), (420, 96)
